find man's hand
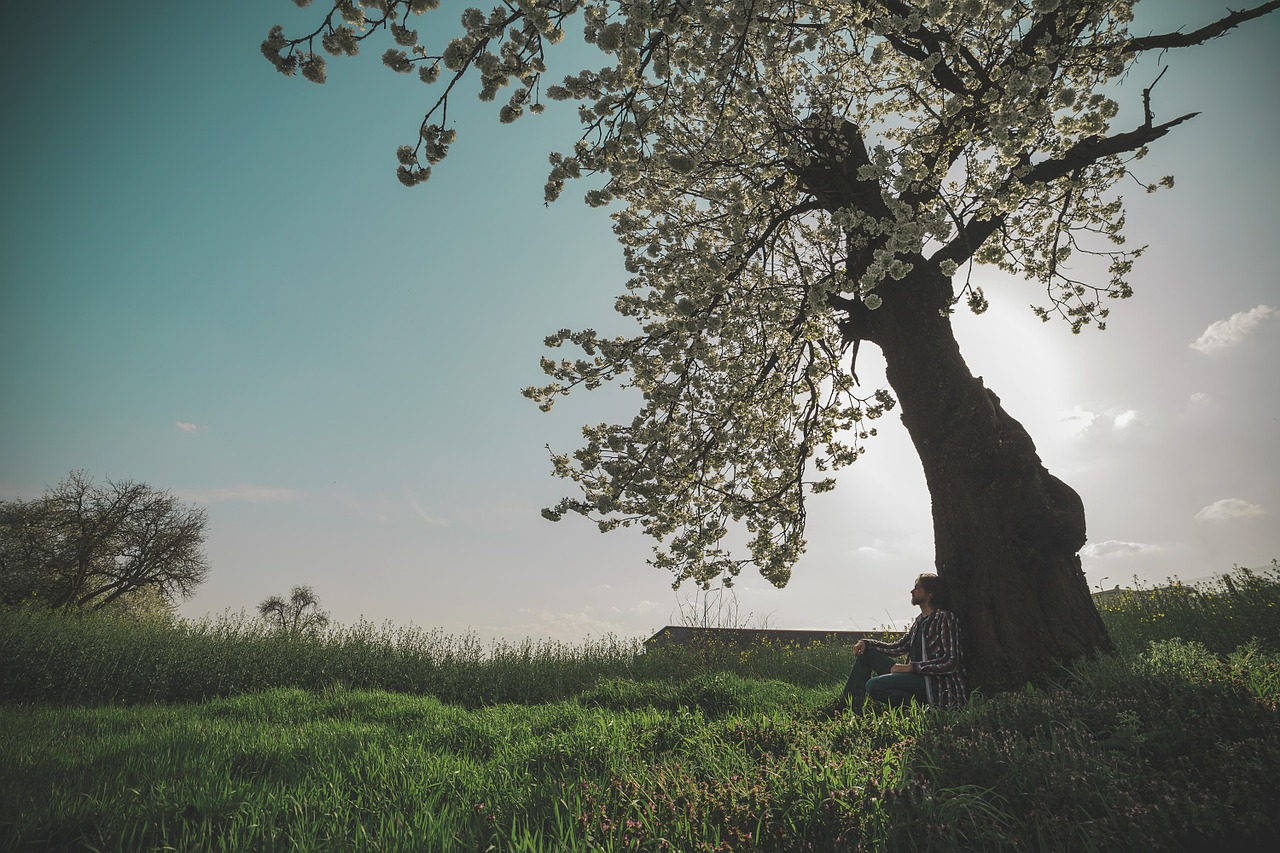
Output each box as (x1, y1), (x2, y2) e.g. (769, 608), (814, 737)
(853, 639), (867, 656)
(889, 663), (913, 674)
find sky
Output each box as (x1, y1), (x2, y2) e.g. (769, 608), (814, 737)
(1, 2), (1277, 643)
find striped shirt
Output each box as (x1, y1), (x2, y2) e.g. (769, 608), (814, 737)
(865, 609), (968, 708)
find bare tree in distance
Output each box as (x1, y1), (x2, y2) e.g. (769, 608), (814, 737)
(262, 1), (1279, 691)
(673, 582), (773, 631)
(258, 585), (332, 637)
(0, 471), (209, 612)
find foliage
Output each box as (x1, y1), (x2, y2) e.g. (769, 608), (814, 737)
(1096, 561), (1280, 656)
(263, 1), (1277, 591)
(0, 470), (209, 612)
(95, 583), (179, 620)
(257, 584), (332, 637)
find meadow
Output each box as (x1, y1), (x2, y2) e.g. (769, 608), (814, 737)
(2, 563), (1278, 851)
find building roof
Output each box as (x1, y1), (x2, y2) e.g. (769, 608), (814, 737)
(644, 625), (900, 649)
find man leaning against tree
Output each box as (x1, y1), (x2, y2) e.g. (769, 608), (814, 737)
(837, 574), (967, 712)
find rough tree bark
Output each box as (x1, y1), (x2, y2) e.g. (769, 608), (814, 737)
(800, 119), (1112, 692)
(863, 264), (1112, 692)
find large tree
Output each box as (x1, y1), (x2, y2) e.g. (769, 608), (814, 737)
(263, 0), (1277, 691)
(0, 471), (209, 612)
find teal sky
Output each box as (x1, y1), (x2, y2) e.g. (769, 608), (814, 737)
(2, 2), (1277, 641)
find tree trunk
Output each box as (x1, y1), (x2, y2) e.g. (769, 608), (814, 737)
(860, 265), (1113, 693)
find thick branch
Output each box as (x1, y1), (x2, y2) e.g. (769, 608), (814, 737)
(1124, 1), (1280, 52)
(936, 111), (1197, 267)
(790, 120), (891, 218)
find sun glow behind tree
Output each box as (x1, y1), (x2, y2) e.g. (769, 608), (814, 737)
(263, 0), (1279, 689)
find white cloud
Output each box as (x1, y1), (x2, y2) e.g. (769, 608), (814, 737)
(1190, 304), (1277, 354)
(182, 485), (298, 504)
(1062, 405), (1140, 437)
(1082, 540), (1160, 559)
(1179, 392), (1217, 426)
(1194, 498), (1266, 522)
(175, 421), (200, 433)
(1062, 406), (1097, 437)
(630, 599), (665, 616)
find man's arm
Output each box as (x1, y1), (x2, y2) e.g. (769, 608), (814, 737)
(863, 624), (912, 658)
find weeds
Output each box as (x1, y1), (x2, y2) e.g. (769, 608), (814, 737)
(1096, 560), (1280, 656)
(2, 560), (1278, 850)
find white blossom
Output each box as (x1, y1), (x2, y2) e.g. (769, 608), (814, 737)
(267, 0), (1245, 588)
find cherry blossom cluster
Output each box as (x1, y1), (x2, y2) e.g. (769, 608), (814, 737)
(267, 0), (1254, 586)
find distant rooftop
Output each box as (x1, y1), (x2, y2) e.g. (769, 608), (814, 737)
(644, 626), (900, 650)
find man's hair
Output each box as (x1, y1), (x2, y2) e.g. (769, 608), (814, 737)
(916, 573), (950, 609)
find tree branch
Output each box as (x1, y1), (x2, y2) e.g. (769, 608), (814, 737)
(1124, 1), (1280, 52)
(936, 111), (1198, 268)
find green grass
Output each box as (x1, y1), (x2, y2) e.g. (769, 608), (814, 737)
(0, 608), (869, 708)
(2, 561), (1278, 851)
(1095, 561), (1280, 656)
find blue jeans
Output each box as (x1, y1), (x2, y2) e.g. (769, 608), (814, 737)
(840, 648), (928, 708)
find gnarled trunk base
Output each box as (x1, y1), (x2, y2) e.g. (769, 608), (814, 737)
(862, 267), (1112, 693)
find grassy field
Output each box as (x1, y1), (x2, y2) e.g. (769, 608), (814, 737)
(2, 562), (1278, 851)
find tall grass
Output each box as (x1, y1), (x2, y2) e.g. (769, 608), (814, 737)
(1096, 560), (1280, 656)
(0, 608), (873, 708)
(0, 609), (640, 707)
(2, 560), (1278, 851)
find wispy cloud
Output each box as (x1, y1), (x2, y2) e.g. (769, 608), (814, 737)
(1063, 405), (1140, 437)
(1112, 410), (1139, 430)
(1062, 405), (1097, 437)
(406, 493), (450, 528)
(630, 599), (665, 616)
(181, 485), (299, 504)
(1190, 304), (1276, 354)
(326, 489), (452, 527)
(501, 607), (623, 642)
(175, 421), (201, 433)
(1082, 540), (1160, 559)
(329, 490), (402, 524)
(1194, 498), (1266, 522)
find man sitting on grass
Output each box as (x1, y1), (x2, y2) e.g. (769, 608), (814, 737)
(835, 573), (967, 712)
